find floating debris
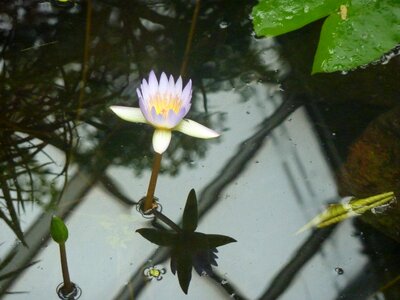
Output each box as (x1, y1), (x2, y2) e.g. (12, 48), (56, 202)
(335, 267), (344, 275)
(144, 265), (166, 281)
(297, 192), (395, 233)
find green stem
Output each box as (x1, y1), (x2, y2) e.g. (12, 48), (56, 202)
(59, 243), (73, 294)
(153, 210), (182, 233)
(143, 153), (162, 212)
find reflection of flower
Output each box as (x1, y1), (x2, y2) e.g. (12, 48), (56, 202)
(110, 71), (219, 154)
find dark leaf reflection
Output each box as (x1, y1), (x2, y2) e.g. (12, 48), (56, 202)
(137, 189), (236, 294)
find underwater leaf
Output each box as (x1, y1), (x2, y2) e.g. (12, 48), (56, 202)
(190, 232), (237, 250)
(50, 216), (69, 244)
(313, 0), (400, 73)
(176, 252), (193, 294)
(182, 189), (198, 232)
(252, 0), (342, 37)
(136, 228), (177, 246)
(0, 177), (27, 246)
(0, 260), (38, 281)
(297, 192), (395, 233)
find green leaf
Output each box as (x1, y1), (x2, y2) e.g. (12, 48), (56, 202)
(182, 189), (198, 232)
(252, 0), (342, 37)
(136, 228), (177, 246)
(313, 0), (400, 73)
(50, 216), (68, 244)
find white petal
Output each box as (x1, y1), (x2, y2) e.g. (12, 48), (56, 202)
(174, 119), (220, 139)
(136, 88), (143, 101)
(168, 75), (175, 93)
(148, 71), (158, 96)
(152, 129), (172, 154)
(110, 106), (147, 124)
(159, 72), (168, 94)
(141, 79), (150, 101)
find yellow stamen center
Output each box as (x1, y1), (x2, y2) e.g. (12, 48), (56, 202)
(150, 93), (182, 118)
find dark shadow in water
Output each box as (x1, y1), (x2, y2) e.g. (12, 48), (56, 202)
(258, 226), (336, 300)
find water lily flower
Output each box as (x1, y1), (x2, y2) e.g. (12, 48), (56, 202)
(110, 71), (219, 154)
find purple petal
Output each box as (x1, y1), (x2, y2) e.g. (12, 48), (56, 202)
(175, 76), (182, 96)
(168, 75), (175, 93)
(159, 72), (168, 94)
(166, 109), (182, 128)
(141, 79), (150, 102)
(138, 88), (150, 120)
(181, 79), (192, 106)
(176, 105), (189, 121)
(148, 71), (158, 96)
(150, 106), (158, 123)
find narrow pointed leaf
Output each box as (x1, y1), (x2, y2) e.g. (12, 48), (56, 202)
(191, 232), (237, 250)
(136, 228), (177, 246)
(176, 253), (193, 294)
(0, 260), (38, 281)
(182, 189), (198, 232)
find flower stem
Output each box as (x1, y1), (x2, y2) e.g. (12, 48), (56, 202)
(153, 210), (182, 233)
(144, 153), (162, 212)
(180, 0), (201, 76)
(59, 243), (73, 294)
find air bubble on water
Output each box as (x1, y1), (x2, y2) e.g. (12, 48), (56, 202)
(221, 279), (229, 285)
(335, 267), (344, 275)
(219, 21), (229, 29)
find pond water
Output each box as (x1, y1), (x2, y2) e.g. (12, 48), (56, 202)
(0, 1), (399, 299)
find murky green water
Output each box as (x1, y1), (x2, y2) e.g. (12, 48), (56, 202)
(0, 1), (399, 299)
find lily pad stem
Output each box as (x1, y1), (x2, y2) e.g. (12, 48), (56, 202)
(144, 153), (162, 211)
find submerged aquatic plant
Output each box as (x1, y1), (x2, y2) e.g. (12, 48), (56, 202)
(110, 71), (219, 154)
(136, 189), (236, 294)
(50, 216), (81, 299)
